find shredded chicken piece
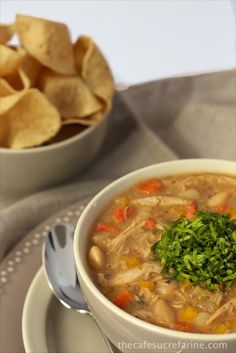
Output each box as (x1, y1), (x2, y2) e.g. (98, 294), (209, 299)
(138, 287), (159, 305)
(99, 262), (162, 287)
(110, 266), (146, 286)
(136, 206), (155, 220)
(211, 292), (223, 306)
(138, 287), (153, 303)
(133, 196), (190, 207)
(158, 196), (190, 206)
(132, 309), (157, 324)
(207, 297), (236, 324)
(161, 179), (185, 195)
(169, 292), (187, 308)
(97, 273), (108, 287)
(132, 197), (160, 206)
(133, 298), (176, 328)
(156, 224), (165, 231)
(107, 219), (144, 254)
(156, 280), (179, 296)
(182, 175), (236, 187)
(154, 280), (186, 308)
(216, 176), (236, 185)
(148, 272), (165, 283)
(92, 233), (112, 249)
(187, 285), (223, 313)
(130, 233), (156, 260)
(107, 205), (160, 256)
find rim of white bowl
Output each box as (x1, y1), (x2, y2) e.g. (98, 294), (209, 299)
(74, 159), (236, 342)
(0, 112), (108, 154)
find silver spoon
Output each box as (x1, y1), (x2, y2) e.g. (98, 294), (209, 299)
(42, 223), (117, 353)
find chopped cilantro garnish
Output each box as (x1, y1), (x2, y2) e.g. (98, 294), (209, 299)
(151, 211), (236, 291)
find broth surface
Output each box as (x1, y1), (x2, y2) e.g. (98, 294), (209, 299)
(88, 173), (236, 333)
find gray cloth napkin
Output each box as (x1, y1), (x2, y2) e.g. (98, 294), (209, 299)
(0, 70), (235, 261)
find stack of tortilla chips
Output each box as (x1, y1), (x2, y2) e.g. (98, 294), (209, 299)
(0, 15), (114, 148)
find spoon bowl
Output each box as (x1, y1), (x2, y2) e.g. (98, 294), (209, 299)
(42, 223), (116, 353)
(43, 223), (89, 312)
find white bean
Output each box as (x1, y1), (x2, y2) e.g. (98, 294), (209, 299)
(88, 246), (105, 269)
(180, 188), (200, 200)
(194, 312), (210, 327)
(207, 192), (228, 208)
(153, 299), (175, 327)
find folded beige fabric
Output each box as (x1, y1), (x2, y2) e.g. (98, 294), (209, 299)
(0, 70), (235, 261)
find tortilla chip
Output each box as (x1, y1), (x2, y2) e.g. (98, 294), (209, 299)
(74, 35), (114, 110)
(0, 78), (16, 96)
(42, 73), (102, 118)
(0, 91), (26, 115)
(62, 112), (104, 126)
(0, 15), (114, 149)
(15, 14), (75, 75)
(1, 47), (41, 91)
(0, 115), (10, 147)
(0, 24), (14, 44)
(5, 72), (24, 91)
(0, 45), (22, 76)
(74, 35), (92, 75)
(0, 89), (61, 148)
(17, 47), (41, 88)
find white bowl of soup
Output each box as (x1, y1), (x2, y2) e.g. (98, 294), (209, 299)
(74, 159), (236, 353)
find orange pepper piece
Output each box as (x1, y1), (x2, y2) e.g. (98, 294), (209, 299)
(215, 204), (228, 214)
(113, 206), (134, 223)
(113, 291), (134, 309)
(95, 223), (117, 233)
(144, 219), (156, 229)
(137, 179), (161, 195)
(175, 322), (193, 332)
(186, 203), (197, 220)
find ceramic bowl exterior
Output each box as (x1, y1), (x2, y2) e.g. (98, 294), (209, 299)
(0, 115), (108, 195)
(74, 159), (236, 353)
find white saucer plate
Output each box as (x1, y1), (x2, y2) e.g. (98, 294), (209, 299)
(22, 268), (114, 353)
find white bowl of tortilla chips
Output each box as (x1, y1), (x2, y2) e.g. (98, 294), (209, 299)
(0, 15), (114, 194)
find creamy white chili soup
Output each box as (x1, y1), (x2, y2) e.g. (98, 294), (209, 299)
(88, 173), (236, 334)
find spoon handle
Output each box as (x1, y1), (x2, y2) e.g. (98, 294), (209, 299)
(81, 311), (117, 353)
(98, 331), (117, 353)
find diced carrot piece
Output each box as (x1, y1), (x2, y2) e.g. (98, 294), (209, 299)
(125, 206), (134, 219)
(113, 206), (134, 223)
(175, 322), (193, 332)
(144, 219), (156, 229)
(215, 204), (228, 214)
(113, 208), (125, 223)
(186, 203), (197, 220)
(137, 179), (161, 194)
(112, 291), (134, 309)
(95, 223), (117, 233)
